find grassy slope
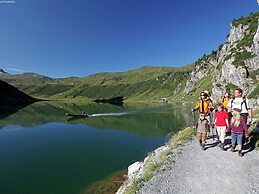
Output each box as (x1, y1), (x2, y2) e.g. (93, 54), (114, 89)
(0, 65), (194, 102)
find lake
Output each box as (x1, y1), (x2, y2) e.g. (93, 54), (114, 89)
(0, 102), (193, 194)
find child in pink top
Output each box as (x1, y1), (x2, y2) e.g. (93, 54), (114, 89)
(228, 108), (249, 157)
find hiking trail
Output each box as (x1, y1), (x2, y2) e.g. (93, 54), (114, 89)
(137, 127), (259, 194)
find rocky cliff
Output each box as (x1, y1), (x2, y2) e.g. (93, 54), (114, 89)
(184, 12), (259, 102)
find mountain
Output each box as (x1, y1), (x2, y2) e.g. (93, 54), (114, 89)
(0, 69), (10, 75)
(183, 11), (259, 103)
(0, 80), (37, 109)
(0, 12), (259, 104)
(0, 65), (194, 101)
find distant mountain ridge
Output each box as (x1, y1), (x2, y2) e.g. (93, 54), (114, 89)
(0, 12), (259, 104)
(0, 68), (10, 75)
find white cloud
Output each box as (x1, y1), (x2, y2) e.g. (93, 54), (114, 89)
(4, 67), (25, 73)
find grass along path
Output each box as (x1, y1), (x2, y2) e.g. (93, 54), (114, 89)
(137, 126), (259, 194)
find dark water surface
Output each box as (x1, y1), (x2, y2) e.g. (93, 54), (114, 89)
(0, 102), (192, 194)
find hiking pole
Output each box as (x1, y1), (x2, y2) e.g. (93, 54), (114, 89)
(210, 112), (215, 140)
(192, 110), (195, 128)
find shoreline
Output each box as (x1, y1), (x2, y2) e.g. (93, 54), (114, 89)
(116, 127), (196, 194)
(116, 110), (259, 194)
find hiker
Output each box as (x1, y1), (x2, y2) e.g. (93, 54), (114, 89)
(213, 103), (228, 151)
(196, 112), (209, 151)
(204, 90), (214, 102)
(228, 108), (249, 157)
(227, 88), (253, 125)
(220, 92), (230, 111)
(192, 92), (214, 138)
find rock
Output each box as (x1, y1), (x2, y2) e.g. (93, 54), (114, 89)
(128, 161), (143, 179)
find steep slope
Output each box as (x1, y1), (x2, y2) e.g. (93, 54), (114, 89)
(0, 80), (37, 108)
(184, 12), (259, 102)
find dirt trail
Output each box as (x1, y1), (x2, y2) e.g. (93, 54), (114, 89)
(137, 127), (259, 194)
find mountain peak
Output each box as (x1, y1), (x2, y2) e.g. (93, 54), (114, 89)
(0, 68), (11, 75)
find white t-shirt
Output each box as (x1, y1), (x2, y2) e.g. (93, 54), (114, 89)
(227, 97), (252, 114)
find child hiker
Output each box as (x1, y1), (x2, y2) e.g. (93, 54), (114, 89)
(228, 108), (249, 157)
(214, 103), (228, 151)
(196, 112), (209, 151)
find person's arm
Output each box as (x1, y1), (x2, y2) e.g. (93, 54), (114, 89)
(225, 113), (229, 127)
(213, 118), (217, 128)
(242, 118), (249, 137)
(248, 108), (253, 123)
(227, 99), (232, 112)
(226, 119), (229, 127)
(209, 102), (214, 112)
(192, 102), (199, 112)
(247, 99), (253, 123)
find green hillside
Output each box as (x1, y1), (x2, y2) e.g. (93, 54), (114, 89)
(0, 65), (194, 102)
(0, 80), (36, 112)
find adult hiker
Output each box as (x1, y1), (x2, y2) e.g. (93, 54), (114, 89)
(196, 112), (209, 151)
(220, 92), (230, 111)
(228, 108), (249, 157)
(213, 103), (228, 151)
(192, 92), (214, 138)
(227, 88), (253, 125)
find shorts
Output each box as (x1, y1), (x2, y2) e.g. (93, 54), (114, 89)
(231, 133), (243, 145)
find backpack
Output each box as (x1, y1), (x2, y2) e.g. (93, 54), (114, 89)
(230, 97), (248, 111)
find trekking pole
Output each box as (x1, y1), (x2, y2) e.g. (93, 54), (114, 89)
(192, 110), (195, 128)
(211, 111), (215, 140)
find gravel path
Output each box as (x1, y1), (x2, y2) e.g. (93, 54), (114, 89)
(138, 128), (259, 194)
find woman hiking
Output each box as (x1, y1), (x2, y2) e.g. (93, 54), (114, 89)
(220, 92), (230, 111)
(213, 103), (228, 151)
(228, 108), (249, 157)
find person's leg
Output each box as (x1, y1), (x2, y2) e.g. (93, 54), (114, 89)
(219, 126), (226, 150)
(237, 134), (243, 156)
(197, 132), (202, 146)
(216, 127), (221, 144)
(231, 133), (237, 152)
(201, 133), (206, 151)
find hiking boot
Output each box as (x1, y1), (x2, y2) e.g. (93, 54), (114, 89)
(201, 144), (205, 151)
(238, 150), (243, 157)
(231, 145), (235, 152)
(220, 144), (225, 151)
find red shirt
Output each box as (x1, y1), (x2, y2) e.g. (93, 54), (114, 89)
(215, 111), (228, 126)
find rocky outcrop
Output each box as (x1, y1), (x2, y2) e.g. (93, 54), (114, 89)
(184, 12), (259, 101)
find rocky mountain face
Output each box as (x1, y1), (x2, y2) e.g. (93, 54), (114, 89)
(184, 12), (259, 103)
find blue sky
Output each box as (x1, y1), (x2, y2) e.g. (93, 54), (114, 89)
(0, 0), (258, 78)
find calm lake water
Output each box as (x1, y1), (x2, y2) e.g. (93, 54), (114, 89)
(0, 102), (192, 194)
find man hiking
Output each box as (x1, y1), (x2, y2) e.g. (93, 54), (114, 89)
(192, 92), (214, 138)
(227, 88), (253, 125)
